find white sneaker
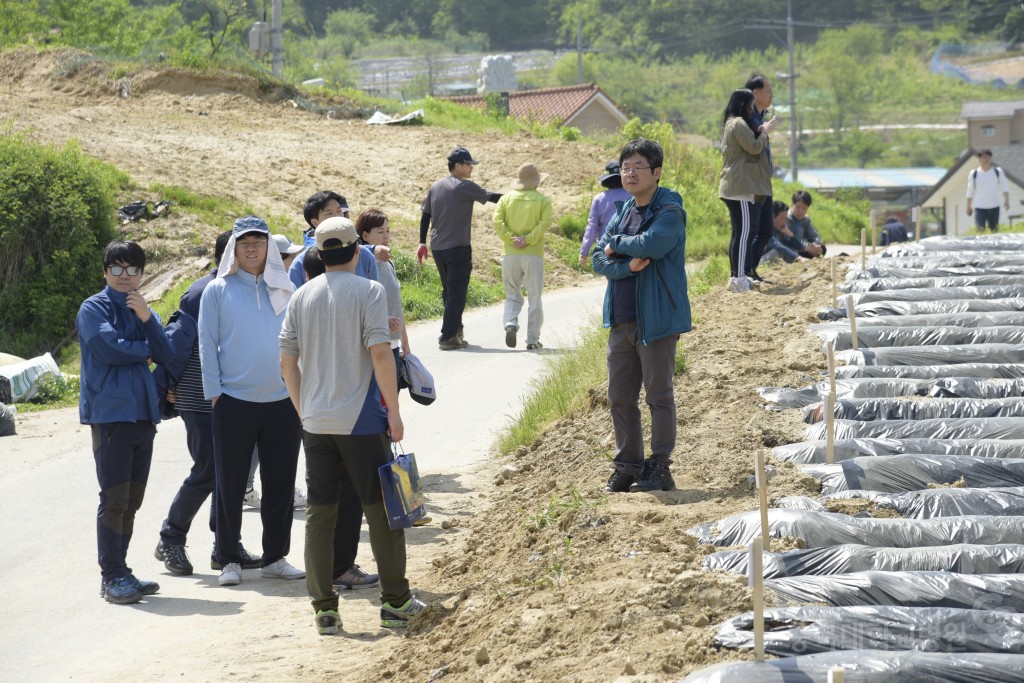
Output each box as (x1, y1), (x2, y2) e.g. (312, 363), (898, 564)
(218, 562), (242, 586)
(726, 277), (744, 293)
(243, 488), (261, 508)
(293, 487), (307, 509)
(262, 558), (305, 580)
(739, 275), (752, 292)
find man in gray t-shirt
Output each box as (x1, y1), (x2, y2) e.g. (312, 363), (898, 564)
(417, 146), (501, 349)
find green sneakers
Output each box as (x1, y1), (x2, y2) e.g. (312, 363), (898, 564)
(315, 609), (340, 636)
(380, 595), (426, 628)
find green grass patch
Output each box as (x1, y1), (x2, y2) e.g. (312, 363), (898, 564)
(420, 97), (566, 140)
(499, 322), (610, 453)
(392, 250), (503, 322)
(526, 486), (599, 532)
(15, 373), (80, 413)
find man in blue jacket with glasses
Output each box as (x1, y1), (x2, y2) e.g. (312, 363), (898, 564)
(593, 139), (691, 494)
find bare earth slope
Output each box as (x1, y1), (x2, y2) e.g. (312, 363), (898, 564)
(1, 49), (843, 681)
(0, 49), (607, 294)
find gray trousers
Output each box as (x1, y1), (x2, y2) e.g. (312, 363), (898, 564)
(607, 321), (678, 474)
(502, 254), (544, 345)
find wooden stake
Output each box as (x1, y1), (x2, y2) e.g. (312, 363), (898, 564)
(860, 228), (867, 271)
(828, 667), (846, 683)
(827, 340), (837, 397)
(825, 392), (835, 464)
(870, 209), (877, 255)
(749, 536), (765, 663)
(830, 258), (837, 308)
(954, 203), (959, 238)
(846, 296), (858, 351)
(755, 451), (771, 553)
(915, 206), (922, 242)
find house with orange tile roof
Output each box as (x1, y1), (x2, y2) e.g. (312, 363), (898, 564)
(445, 83), (630, 135)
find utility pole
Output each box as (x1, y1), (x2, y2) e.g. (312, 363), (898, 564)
(787, 0), (798, 181)
(271, 0), (283, 78)
(577, 17), (584, 85)
(744, 6), (799, 180)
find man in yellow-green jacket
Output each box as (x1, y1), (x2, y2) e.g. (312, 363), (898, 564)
(493, 163), (553, 350)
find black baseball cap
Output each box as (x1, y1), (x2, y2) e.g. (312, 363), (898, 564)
(448, 147), (479, 165)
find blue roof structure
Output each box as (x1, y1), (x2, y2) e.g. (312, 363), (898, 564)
(782, 168), (947, 190)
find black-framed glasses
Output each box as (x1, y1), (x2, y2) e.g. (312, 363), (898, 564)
(108, 265), (141, 276)
(620, 165), (651, 175)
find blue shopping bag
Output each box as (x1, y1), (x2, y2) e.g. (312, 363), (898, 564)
(378, 445), (427, 530)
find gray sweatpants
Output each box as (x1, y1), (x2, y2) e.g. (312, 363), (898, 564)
(606, 321), (678, 474)
(501, 254), (544, 345)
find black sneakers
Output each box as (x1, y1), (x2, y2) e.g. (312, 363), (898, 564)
(745, 270), (772, 284)
(505, 326), (517, 348)
(604, 470), (636, 493)
(630, 460), (676, 492)
(155, 541), (193, 576)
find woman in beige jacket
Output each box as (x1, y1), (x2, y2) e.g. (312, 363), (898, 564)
(718, 88), (775, 293)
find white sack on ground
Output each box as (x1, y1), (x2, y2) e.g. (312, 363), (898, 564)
(686, 509), (1024, 547)
(835, 362), (1024, 380)
(712, 606), (1024, 656)
(809, 397), (1024, 423)
(819, 297), (1024, 320)
(802, 454), (1024, 494)
(772, 438), (1024, 464)
(680, 650), (1024, 683)
(819, 325), (1024, 352)
(704, 543), (1024, 578)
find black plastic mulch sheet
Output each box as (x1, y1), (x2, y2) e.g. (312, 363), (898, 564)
(805, 416), (1024, 441)
(842, 274), (1024, 293)
(931, 377), (1024, 399)
(818, 325), (1024, 352)
(703, 543), (1024, 578)
(762, 378), (1024, 410)
(838, 343), (1024, 367)
(760, 379), (929, 409)
(811, 310), (1024, 329)
(686, 509), (1024, 548)
(712, 606), (1024, 656)
(808, 397), (1024, 423)
(840, 285), (1024, 307)
(801, 454), (1024, 494)
(875, 254), (1024, 269)
(818, 298), (1024, 320)
(767, 571), (1024, 611)
(853, 265), (1024, 280)
(680, 649), (1024, 683)
(772, 437), (1024, 464)
(830, 486), (1024, 519)
(887, 235), (1024, 252)
(835, 362), (1024, 380)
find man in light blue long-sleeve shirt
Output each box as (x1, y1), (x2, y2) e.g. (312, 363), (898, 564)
(198, 215), (306, 587)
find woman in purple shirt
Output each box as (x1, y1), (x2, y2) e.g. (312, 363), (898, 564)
(579, 161), (632, 266)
